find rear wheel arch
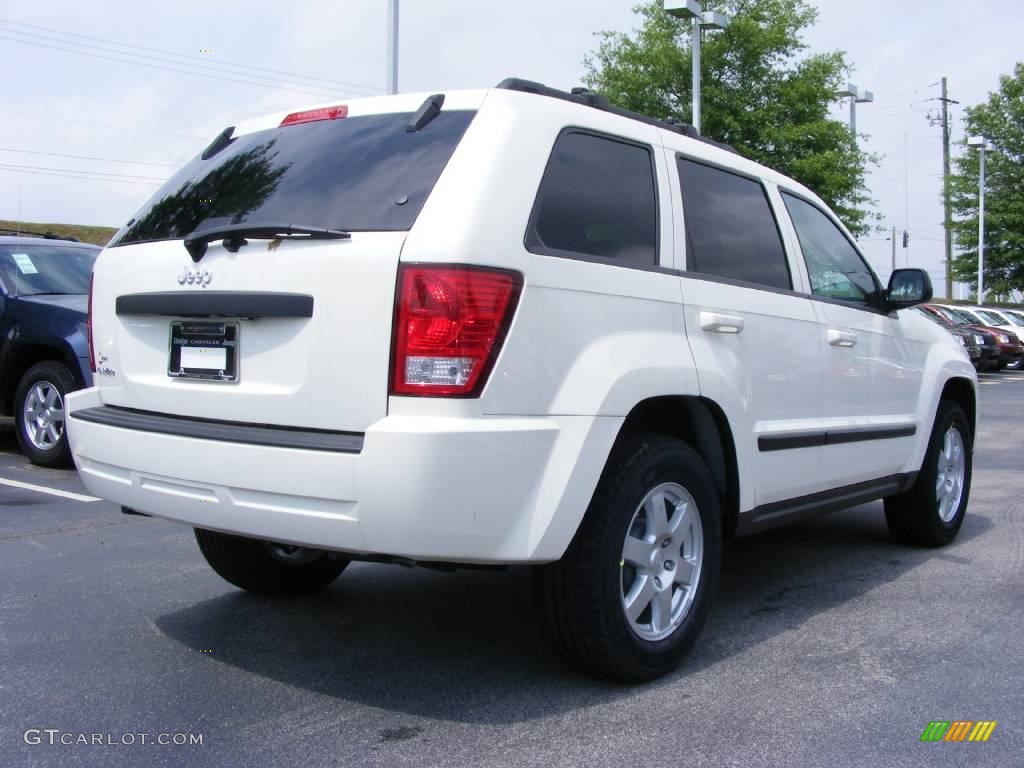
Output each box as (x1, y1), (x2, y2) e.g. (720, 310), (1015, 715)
(1, 341), (85, 416)
(612, 396), (740, 539)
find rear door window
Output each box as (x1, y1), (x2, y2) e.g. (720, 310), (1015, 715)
(527, 131), (658, 266)
(676, 158), (791, 290)
(112, 110), (477, 247)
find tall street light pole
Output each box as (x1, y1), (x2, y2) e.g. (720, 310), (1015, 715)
(386, 0), (399, 95)
(664, 1), (729, 134)
(967, 136), (991, 305)
(835, 83), (874, 139)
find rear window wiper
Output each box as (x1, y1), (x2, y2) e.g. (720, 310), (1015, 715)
(183, 223), (351, 261)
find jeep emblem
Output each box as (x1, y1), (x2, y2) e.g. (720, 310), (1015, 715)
(177, 267), (212, 287)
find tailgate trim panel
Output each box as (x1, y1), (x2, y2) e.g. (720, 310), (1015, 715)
(70, 405), (363, 453)
(115, 291), (314, 318)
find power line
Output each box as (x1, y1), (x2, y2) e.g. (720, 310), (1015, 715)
(0, 17), (384, 95)
(0, 166), (163, 185)
(0, 34), (365, 101)
(0, 108), (204, 141)
(0, 162), (167, 181)
(0, 146), (181, 168)
(0, 26), (370, 99)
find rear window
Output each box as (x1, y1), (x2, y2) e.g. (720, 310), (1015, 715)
(0, 244), (97, 296)
(111, 110), (476, 247)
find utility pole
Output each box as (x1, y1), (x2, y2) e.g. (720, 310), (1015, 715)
(891, 226), (896, 273)
(938, 77), (959, 299)
(386, 0), (399, 95)
(690, 13), (701, 132)
(978, 144), (985, 304)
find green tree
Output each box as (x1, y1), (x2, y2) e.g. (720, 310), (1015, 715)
(950, 63), (1024, 300)
(585, 0), (874, 235)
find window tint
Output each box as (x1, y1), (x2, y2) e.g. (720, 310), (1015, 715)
(782, 193), (878, 304)
(112, 111), (476, 247)
(676, 159), (790, 290)
(529, 131), (657, 265)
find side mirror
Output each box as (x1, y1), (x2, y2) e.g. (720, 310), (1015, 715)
(885, 268), (932, 311)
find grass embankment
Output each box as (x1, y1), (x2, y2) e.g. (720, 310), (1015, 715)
(0, 219), (118, 246)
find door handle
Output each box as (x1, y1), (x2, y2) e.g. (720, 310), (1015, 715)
(699, 312), (744, 334)
(828, 329), (858, 348)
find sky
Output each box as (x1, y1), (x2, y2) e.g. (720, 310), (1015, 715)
(0, 0), (1021, 298)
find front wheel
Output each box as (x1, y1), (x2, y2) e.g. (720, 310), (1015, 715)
(884, 400), (972, 547)
(14, 361), (77, 468)
(195, 529), (349, 596)
(533, 434), (721, 682)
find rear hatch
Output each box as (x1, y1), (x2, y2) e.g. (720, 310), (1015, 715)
(91, 95), (480, 433)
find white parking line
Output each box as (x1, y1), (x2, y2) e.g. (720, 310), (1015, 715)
(0, 477), (100, 503)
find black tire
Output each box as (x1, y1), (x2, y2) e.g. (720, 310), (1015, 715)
(14, 361), (78, 468)
(884, 400), (972, 547)
(195, 529), (349, 596)
(533, 433), (721, 682)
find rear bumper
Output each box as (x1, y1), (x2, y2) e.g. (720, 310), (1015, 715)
(66, 388), (618, 564)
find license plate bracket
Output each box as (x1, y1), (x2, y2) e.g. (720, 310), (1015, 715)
(168, 321), (239, 382)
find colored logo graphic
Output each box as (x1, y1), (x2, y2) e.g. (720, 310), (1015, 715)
(920, 721), (997, 742)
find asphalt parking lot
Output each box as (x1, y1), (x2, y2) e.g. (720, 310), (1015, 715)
(2, 372), (1023, 768)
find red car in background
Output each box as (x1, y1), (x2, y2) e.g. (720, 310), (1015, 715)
(924, 304), (1024, 370)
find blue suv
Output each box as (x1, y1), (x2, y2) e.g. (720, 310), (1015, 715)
(0, 233), (100, 467)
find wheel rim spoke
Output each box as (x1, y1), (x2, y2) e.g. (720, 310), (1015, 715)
(652, 587), (673, 633)
(668, 499), (691, 536)
(624, 576), (656, 622)
(645, 492), (670, 537)
(622, 535), (651, 568)
(675, 557), (697, 586)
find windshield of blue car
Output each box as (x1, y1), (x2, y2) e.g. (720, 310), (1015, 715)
(0, 245), (98, 296)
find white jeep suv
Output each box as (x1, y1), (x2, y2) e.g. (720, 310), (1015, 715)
(67, 79), (977, 682)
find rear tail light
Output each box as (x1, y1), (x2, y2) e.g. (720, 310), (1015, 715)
(87, 272), (96, 373)
(391, 265), (522, 397)
(280, 105), (348, 126)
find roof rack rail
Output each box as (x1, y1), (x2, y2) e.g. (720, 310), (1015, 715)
(0, 228), (80, 242)
(495, 78), (737, 154)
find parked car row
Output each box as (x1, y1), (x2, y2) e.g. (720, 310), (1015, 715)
(914, 303), (1024, 372)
